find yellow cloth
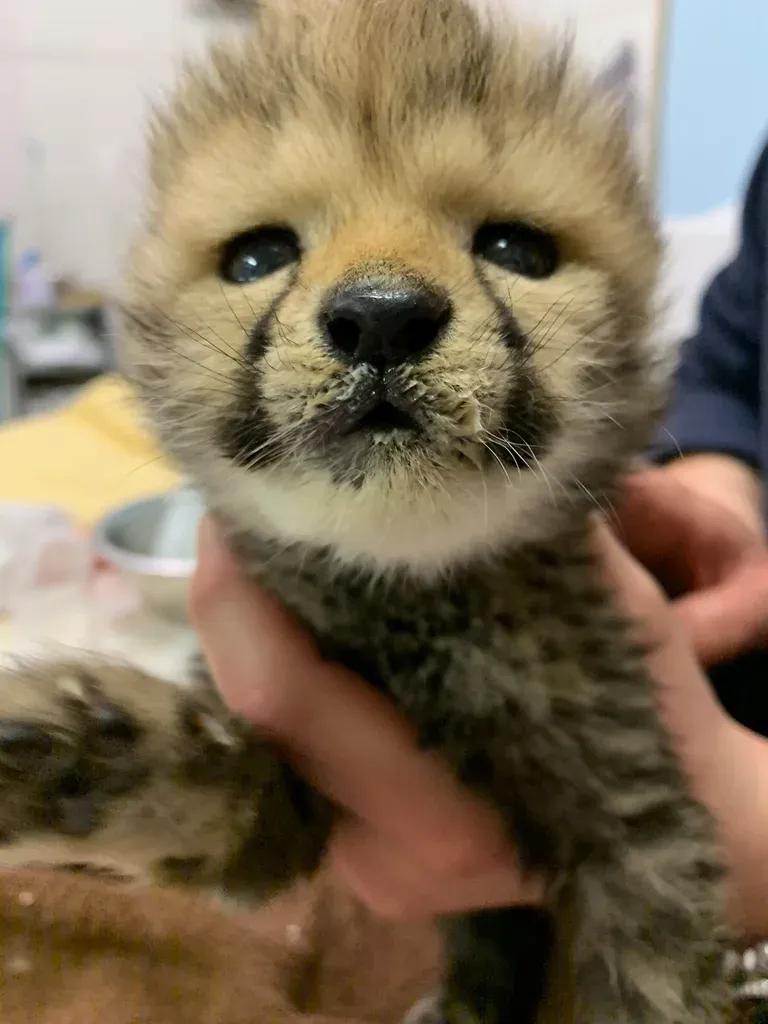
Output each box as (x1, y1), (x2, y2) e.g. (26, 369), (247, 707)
(0, 376), (180, 525)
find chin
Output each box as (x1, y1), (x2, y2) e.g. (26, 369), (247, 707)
(208, 439), (563, 577)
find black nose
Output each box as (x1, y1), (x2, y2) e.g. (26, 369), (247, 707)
(323, 283), (451, 370)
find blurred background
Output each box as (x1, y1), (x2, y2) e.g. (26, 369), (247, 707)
(0, 0), (765, 666)
(0, 0), (248, 418)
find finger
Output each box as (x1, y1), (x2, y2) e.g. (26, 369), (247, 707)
(329, 818), (543, 921)
(675, 559), (768, 666)
(615, 470), (750, 588)
(591, 519), (670, 641)
(191, 517), (325, 696)
(593, 521), (731, 796)
(613, 470), (690, 564)
(617, 471), (768, 663)
(192, 518), (512, 860)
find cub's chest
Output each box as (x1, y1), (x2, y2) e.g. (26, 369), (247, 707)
(255, 546), (601, 708)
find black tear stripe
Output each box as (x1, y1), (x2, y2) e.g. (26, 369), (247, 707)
(246, 266), (300, 363)
(219, 270), (300, 469)
(471, 261), (558, 468)
(499, 371), (558, 470)
(472, 261), (528, 350)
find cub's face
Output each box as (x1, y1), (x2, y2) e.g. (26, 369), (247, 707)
(125, 0), (662, 574)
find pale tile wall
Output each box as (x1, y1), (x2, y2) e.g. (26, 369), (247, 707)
(1, 0), (225, 293)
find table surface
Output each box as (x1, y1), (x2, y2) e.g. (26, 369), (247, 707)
(0, 591), (196, 685)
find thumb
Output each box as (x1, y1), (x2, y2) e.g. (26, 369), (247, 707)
(190, 515), (323, 723)
(675, 559), (768, 667)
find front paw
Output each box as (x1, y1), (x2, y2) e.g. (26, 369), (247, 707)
(0, 661), (254, 884)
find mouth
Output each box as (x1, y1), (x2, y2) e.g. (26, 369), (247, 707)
(308, 382), (423, 482)
(346, 400), (418, 435)
(331, 374), (421, 439)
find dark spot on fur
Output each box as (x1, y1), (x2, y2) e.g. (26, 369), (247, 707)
(158, 855), (210, 884)
(532, 549), (562, 570)
(218, 379), (277, 468)
(56, 772), (90, 800)
(457, 39), (492, 106)
(87, 698), (141, 750)
(357, 93), (378, 155)
(0, 829), (13, 846)
(384, 616), (412, 634)
(626, 800), (684, 837)
(0, 722), (56, 768)
(691, 857), (727, 886)
(456, 748), (494, 788)
(59, 863), (133, 883)
(52, 789), (100, 837)
(45, 748), (147, 833)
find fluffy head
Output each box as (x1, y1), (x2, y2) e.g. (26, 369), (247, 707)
(125, 0), (663, 577)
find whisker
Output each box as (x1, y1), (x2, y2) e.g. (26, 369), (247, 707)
(219, 283), (251, 343)
(150, 307), (244, 366)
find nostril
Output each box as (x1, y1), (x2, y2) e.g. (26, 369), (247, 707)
(323, 284), (452, 368)
(400, 308), (451, 355)
(326, 316), (362, 359)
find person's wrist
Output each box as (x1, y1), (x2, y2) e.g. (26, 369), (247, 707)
(718, 724), (768, 940)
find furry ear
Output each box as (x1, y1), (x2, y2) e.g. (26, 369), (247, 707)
(194, 0), (258, 19)
(594, 44), (638, 135)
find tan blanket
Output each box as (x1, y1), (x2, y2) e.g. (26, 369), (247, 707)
(0, 866), (440, 1024)
(4, 865), (743, 1024)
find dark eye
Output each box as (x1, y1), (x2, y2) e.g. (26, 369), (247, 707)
(472, 222), (559, 279)
(220, 227), (300, 284)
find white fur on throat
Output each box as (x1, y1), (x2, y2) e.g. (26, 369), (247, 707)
(208, 454), (567, 578)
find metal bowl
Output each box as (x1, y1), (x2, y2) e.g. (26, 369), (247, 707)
(94, 489), (204, 620)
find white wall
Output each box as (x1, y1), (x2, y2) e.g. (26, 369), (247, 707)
(662, 206), (739, 343)
(507, 0), (665, 169)
(1, 0), (227, 293)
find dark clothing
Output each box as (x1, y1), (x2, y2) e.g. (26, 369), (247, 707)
(709, 651), (768, 736)
(653, 142), (768, 471)
(654, 140), (768, 736)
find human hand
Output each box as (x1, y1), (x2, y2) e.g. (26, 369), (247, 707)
(616, 455), (768, 666)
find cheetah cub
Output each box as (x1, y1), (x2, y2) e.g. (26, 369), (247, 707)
(0, 1), (729, 1022)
